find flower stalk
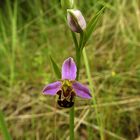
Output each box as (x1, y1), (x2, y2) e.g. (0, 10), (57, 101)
(69, 105), (74, 140)
(43, 1), (105, 139)
(69, 46), (82, 140)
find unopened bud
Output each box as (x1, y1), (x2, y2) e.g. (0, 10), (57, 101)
(67, 9), (86, 33)
(61, 0), (74, 11)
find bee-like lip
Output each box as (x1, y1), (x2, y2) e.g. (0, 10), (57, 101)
(57, 99), (74, 108)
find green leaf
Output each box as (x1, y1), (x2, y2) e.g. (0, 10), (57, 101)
(84, 7), (105, 46)
(0, 111), (12, 140)
(50, 56), (61, 79)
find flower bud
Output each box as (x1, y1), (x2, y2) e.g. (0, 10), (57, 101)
(61, 0), (74, 11)
(67, 9), (86, 33)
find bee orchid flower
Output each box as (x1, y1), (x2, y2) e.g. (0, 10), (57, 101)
(43, 57), (92, 108)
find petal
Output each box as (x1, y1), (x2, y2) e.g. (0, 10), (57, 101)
(43, 81), (62, 96)
(72, 81), (92, 99)
(62, 57), (77, 80)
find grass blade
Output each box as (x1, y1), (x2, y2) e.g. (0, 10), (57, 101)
(0, 111), (12, 140)
(83, 48), (104, 140)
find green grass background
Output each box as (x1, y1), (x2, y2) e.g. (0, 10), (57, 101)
(0, 0), (140, 140)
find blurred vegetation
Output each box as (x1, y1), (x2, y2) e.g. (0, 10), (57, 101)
(0, 0), (140, 140)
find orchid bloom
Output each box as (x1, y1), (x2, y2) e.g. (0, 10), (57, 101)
(43, 57), (91, 108)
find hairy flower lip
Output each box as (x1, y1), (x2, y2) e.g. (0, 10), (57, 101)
(43, 57), (92, 100)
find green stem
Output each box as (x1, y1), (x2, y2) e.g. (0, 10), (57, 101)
(69, 106), (74, 140)
(76, 49), (82, 79)
(71, 31), (78, 49)
(70, 47), (82, 140)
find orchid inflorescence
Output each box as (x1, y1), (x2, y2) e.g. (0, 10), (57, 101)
(42, 0), (103, 109)
(43, 57), (91, 108)
(42, 1), (104, 140)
